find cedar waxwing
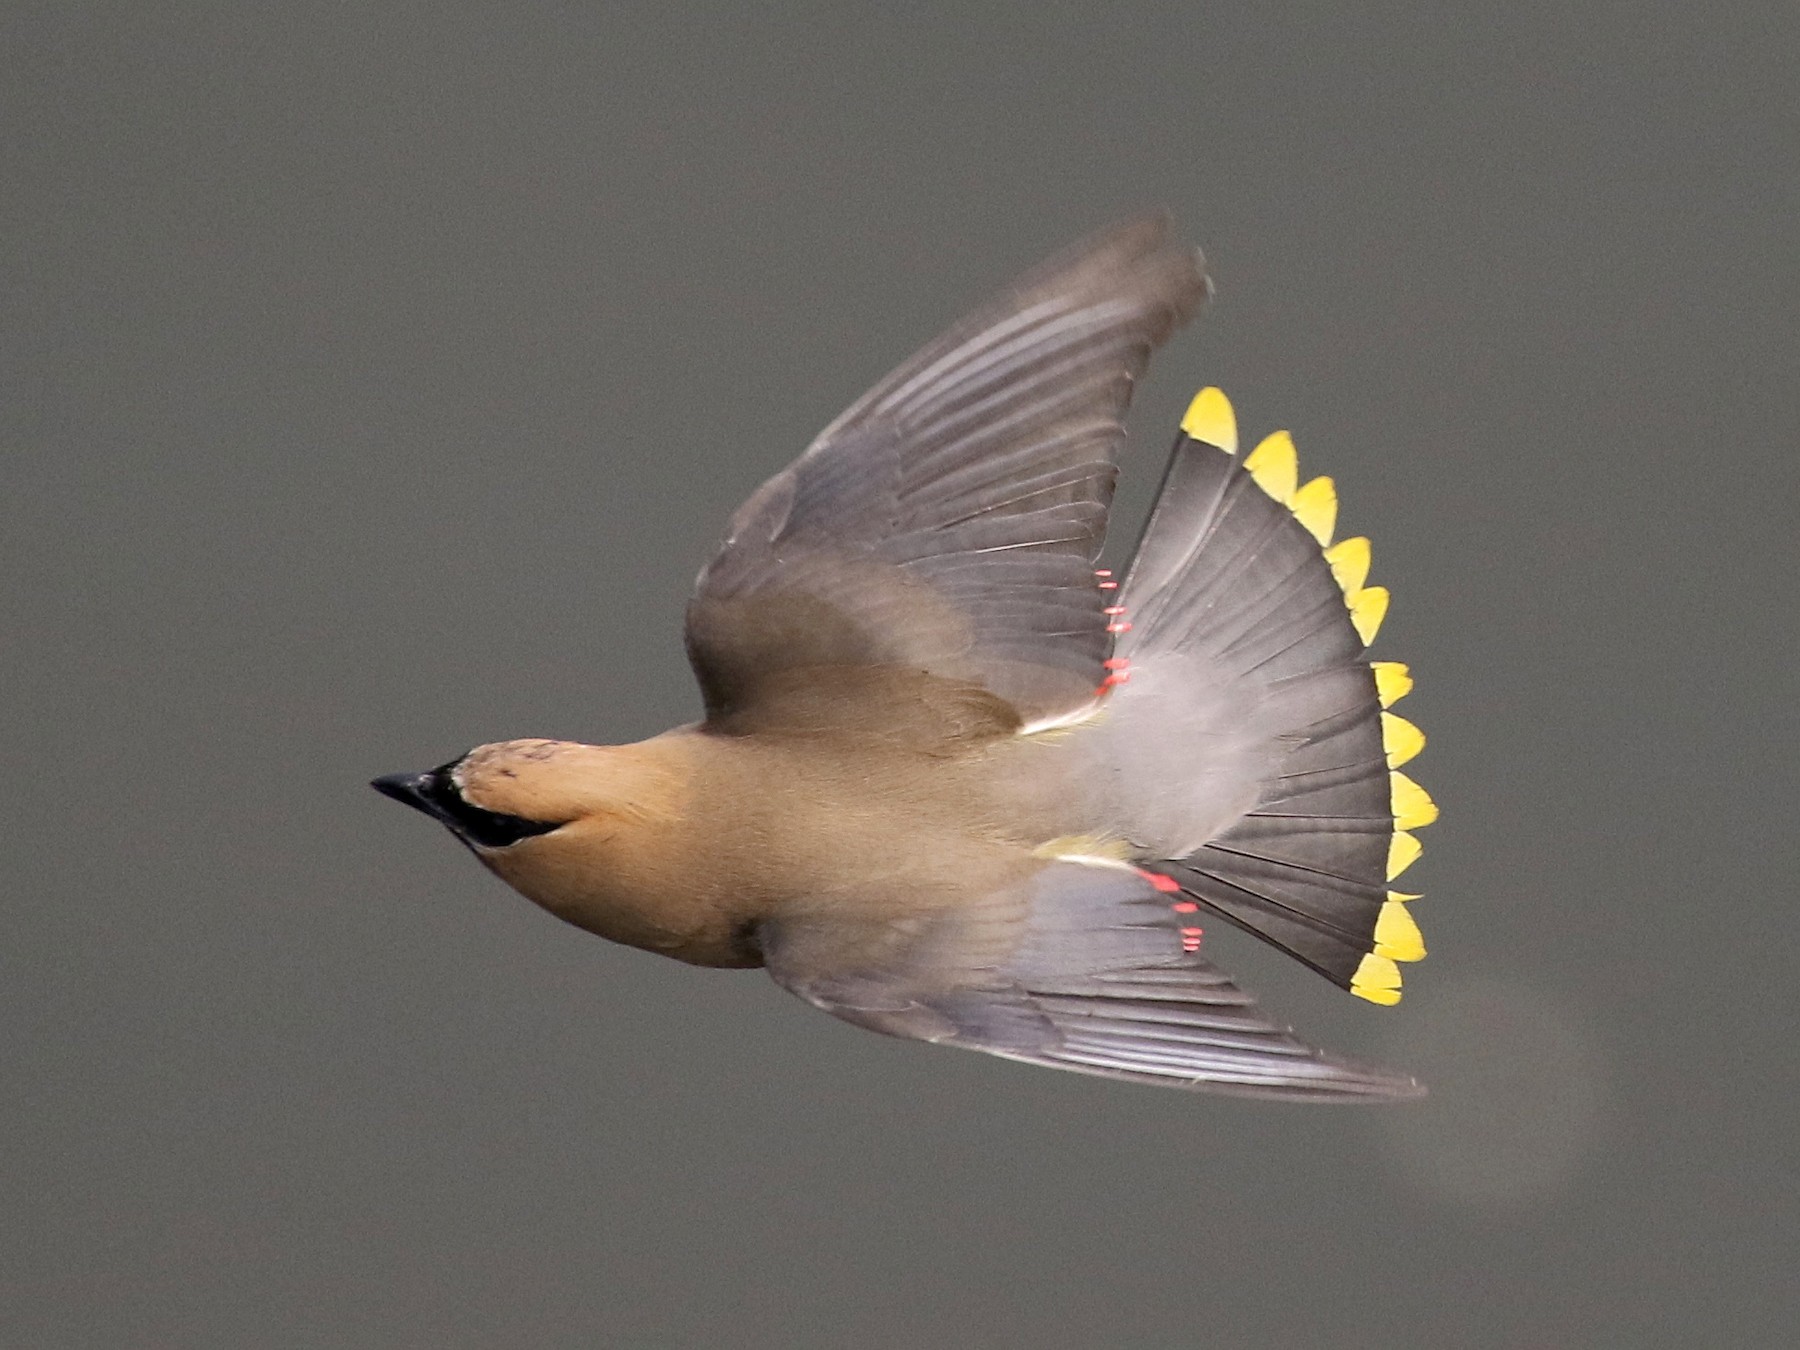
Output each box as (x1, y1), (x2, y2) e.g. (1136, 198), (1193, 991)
(374, 214), (1434, 1100)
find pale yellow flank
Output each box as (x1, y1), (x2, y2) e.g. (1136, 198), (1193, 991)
(1371, 660), (1413, 706)
(1180, 386), (1238, 453)
(1032, 834), (1135, 863)
(1243, 430), (1299, 502)
(1290, 476), (1338, 545)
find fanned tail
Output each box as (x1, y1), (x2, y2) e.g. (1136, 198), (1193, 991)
(1090, 389), (1435, 1002)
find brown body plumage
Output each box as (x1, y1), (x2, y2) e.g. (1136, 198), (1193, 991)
(456, 697), (1082, 968)
(374, 214), (1436, 1099)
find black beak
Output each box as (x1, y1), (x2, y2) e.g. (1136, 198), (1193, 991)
(370, 764), (562, 850)
(371, 771), (438, 817)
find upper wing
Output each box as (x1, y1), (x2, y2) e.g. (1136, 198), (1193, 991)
(686, 214), (1210, 736)
(760, 860), (1422, 1100)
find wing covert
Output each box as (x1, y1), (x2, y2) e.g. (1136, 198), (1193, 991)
(687, 214), (1210, 735)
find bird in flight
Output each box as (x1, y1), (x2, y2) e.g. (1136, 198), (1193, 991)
(373, 214), (1434, 1100)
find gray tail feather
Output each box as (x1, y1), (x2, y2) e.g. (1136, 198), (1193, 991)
(1093, 400), (1429, 999)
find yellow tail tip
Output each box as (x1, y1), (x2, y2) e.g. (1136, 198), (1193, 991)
(1349, 585), (1390, 646)
(1387, 829), (1423, 879)
(1180, 387), (1237, 452)
(1244, 430), (1299, 502)
(1324, 536), (1371, 595)
(1381, 712), (1425, 767)
(1351, 953), (1404, 1004)
(1374, 898), (1427, 962)
(1290, 475), (1338, 545)
(1371, 660), (1413, 706)
(1391, 770), (1439, 830)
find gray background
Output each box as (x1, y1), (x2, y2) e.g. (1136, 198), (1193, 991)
(6, 3), (1796, 1346)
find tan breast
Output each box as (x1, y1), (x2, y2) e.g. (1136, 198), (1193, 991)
(479, 725), (1088, 969)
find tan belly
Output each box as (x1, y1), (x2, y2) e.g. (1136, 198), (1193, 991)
(482, 724), (1090, 969)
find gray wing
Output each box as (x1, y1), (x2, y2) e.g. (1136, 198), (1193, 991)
(760, 860), (1423, 1101)
(686, 214), (1210, 736)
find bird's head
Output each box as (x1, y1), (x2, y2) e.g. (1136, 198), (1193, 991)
(374, 733), (744, 963)
(371, 739), (586, 849)
(371, 736), (685, 877)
